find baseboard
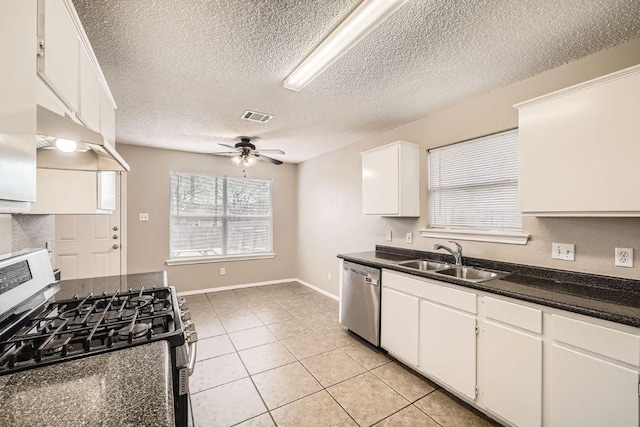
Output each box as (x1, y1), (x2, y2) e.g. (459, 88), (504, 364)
(294, 279), (339, 301)
(177, 277), (339, 301)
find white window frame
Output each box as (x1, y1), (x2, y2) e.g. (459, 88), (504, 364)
(420, 129), (529, 245)
(166, 173), (275, 266)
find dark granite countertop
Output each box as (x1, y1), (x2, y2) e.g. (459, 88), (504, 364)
(339, 247), (640, 327)
(55, 271), (168, 300)
(0, 341), (174, 427)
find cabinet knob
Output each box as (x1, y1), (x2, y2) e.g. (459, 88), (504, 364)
(112, 244), (119, 249)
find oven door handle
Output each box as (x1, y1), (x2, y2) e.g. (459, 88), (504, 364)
(188, 341), (197, 376)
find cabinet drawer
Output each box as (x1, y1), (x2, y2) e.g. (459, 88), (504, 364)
(484, 297), (542, 333)
(553, 315), (639, 366)
(382, 270), (476, 313)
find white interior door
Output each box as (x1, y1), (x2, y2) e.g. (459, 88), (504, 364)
(54, 175), (124, 279)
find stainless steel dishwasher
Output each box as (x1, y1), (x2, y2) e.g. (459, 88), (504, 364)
(341, 261), (381, 346)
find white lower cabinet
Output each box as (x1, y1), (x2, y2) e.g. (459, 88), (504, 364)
(483, 321), (542, 427)
(380, 287), (419, 366)
(379, 268), (640, 427)
(420, 300), (477, 399)
(550, 315), (639, 427)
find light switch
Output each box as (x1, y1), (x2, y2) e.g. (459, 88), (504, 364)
(139, 213), (149, 221)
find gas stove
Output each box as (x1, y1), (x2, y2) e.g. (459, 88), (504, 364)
(0, 249), (197, 427)
(0, 287), (185, 374)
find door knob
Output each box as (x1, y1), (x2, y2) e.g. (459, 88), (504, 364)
(113, 226), (119, 231)
(112, 244), (120, 249)
(113, 234), (119, 239)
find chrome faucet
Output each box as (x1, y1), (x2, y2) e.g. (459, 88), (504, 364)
(433, 241), (463, 266)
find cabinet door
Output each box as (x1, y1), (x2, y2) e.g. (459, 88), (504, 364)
(551, 345), (639, 427)
(381, 287), (419, 366)
(420, 300), (476, 399)
(517, 66), (640, 215)
(78, 44), (101, 131)
(483, 321), (542, 427)
(362, 144), (399, 215)
(0, 0), (37, 207)
(38, 0), (79, 111)
(100, 87), (116, 144)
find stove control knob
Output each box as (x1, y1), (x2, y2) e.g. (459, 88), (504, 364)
(184, 322), (195, 333)
(186, 330), (198, 344)
(178, 299), (189, 310)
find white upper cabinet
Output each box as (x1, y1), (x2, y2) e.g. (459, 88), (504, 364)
(516, 65), (640, 216)
(0, 0), (37, 212)
(38, 0), (80, 113)
(29, 170), (117, 215)
(37, 0), (116, 143)
(78, 44), (101, 131)
(100, 86), (116, 145)
(361, 141), (420, 216)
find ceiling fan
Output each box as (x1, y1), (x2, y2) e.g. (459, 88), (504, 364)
(213, 137), (285, 168)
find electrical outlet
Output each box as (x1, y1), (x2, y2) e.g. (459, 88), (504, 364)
(139, 213), (149, 222)
(615, 247), (633, 267)
(328, 272), (332, 281)
(406, 232), (413, 244)
(386, 230), (392, 242)
(551, 243), (575, 261)
(220, 267), (226, 275)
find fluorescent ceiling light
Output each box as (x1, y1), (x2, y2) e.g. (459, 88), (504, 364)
(284, 0), (409, 92)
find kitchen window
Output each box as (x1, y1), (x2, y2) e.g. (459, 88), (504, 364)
(167, 172), (274, 264)
(421, 129), (529, 245)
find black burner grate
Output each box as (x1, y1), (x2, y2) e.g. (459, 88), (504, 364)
(0, 287), (185, 375)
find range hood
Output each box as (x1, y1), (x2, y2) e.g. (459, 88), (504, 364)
(36, 105), (130, 172)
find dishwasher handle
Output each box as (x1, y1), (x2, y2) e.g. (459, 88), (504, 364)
(343, 263), (380, 286)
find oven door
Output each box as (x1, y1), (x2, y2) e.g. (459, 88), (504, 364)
(174, 340), (196, 427)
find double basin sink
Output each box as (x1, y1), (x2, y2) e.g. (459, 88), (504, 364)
(397, 260), (509, 283)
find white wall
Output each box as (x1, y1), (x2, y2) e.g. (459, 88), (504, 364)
(119, 145), (298, 292)
(297, 37), (640, 296)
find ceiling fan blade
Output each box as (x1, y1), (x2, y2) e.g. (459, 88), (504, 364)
(255, 149), (285, 155)
(254, 153), (283, 165)
(218, 143), (239, 151)
(210, 151), (239, 156)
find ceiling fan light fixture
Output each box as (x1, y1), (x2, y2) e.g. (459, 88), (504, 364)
(283, 0), (408, 92)
(231, 155), (243, 166)
(231, 153), (257, 169)
(243, 156), (257, 168)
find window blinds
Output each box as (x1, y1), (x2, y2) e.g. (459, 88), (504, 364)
(170, 173), (272, 258)
(428, 129), (521, 230)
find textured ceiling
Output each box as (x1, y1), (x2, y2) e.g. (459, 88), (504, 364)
(72, 0), (640, 163)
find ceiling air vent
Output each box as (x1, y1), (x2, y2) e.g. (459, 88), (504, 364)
(241, 110), (273, 123)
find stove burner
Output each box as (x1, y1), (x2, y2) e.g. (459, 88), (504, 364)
(104, 311), (120, 322)
(117, 323), (150, 340)
(130, 295), (154, 307)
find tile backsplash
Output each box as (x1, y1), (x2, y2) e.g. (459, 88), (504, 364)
(10, 214), (55, 254)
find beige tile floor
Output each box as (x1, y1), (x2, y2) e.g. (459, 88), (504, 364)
(186, 281), (499, 427)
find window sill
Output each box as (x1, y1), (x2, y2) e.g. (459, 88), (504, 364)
(165, 253), (276, 266)
(419, 228), (530, 245)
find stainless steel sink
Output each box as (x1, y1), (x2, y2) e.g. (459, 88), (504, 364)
(434, 266), (509, 283)
(398, 260), (451, 271)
